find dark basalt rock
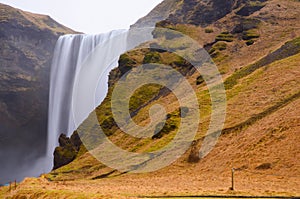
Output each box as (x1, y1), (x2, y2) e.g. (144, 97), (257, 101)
(167, 0), (237, 27)
(236, 0), (267, 16)
(53, 132), (82, 170)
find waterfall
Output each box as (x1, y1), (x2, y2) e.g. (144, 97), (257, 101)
(46, 28), (153, 171)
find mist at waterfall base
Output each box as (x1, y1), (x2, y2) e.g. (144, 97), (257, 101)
(0, 78), (49, 184)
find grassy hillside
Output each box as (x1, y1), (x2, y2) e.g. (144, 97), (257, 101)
(2, 0), (300, 198)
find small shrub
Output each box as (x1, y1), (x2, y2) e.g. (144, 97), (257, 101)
(246, 39), (255, 46)
(152, 120), (177, 139)
(221, 31), (230, 34)
(196, 75), (204, 85)
(242, 30), (260, 40)
(216, 32), (234, 42)
(208, 48), (216, 54)
(152, 111), (179, 139)
(173, 56), (187, 66)
(205, 28), (214, 33)
(210, 50), (221, 58)
(215, 42), (227, 51)
(100, 116), (116, 136)
(188, 141), (200, 163)
(209, 42), (227, 55)
(143, 51), (161, 64)
(255, 163), (272, 170)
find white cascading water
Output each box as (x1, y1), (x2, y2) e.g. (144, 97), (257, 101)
(45, 28), (153, 171)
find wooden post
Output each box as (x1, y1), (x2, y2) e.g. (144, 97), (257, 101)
(9, 182), (11, 192)
(14, 180), (17, 190)
(231, 168), (235, 191)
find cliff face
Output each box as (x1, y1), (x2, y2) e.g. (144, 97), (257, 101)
(0, 3), (75, 183)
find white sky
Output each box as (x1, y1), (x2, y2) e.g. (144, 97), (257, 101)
(0, 0), (163, 34)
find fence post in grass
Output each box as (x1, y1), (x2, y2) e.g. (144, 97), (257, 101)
(231, 168), (235, 191)
(9, 182), (11, 192)
(14, 180), (16, 190)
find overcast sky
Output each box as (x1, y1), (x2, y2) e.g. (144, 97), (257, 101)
(0, 0), (163, 34)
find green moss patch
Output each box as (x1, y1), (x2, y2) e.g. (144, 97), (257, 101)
(242, 29), (260, 40)
(215, 32), (234, 42)
(129, 84), (162, 112)
(246, 39), (255, 46)
(118, 53), (136, 74)
(152, 110), (180, 139)
(209, 42), (227, 54)
(143, 51), (162, 64)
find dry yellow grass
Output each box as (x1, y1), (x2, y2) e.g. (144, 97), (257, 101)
(4, 50), (299, 199)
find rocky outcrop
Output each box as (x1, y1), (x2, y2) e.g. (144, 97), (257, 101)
(236, 0), (266, 16)
(161, 0), (266, 27)
(131, 0), (182, 28)
(166, 0), (236, 26)
(53, 132), (83, 170)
